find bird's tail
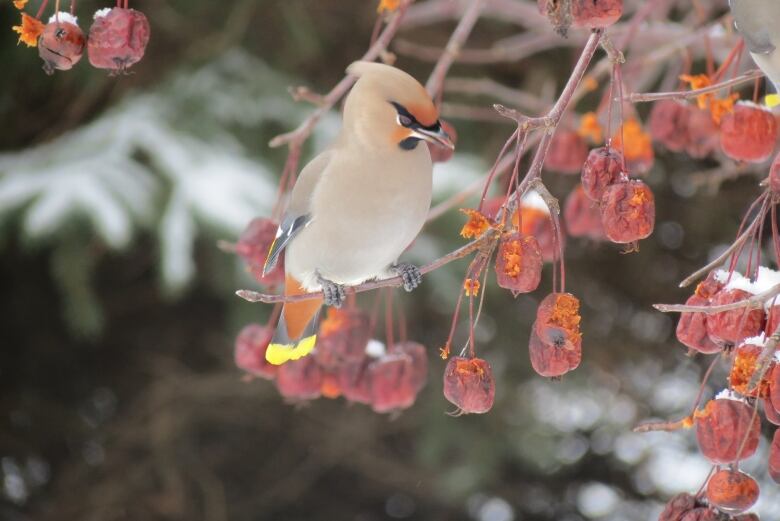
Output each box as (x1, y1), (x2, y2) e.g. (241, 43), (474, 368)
(265, 275), (323, 365)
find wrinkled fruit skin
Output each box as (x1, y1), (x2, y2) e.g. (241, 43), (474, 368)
(676, 295), (721, 354)
(680, 508), (725, 521)
(538, 0), (622, 32)
(695, 398), (760, 464)
(369, 353), (417, 413)
(235, 218), (284, 285)
(649, 100), (690, 153)
(545, 130), (589, 174)
(314, 308), (371, 368)
(390, 341), (428, 393)
(600, 180), (655, 244)
(535, 292), (582, 351)
(338, 359), (372, 404)
(38, 21), (85, 74)
(528, 322), (581, 377)
(520, 206), (561, 262)
(772, 363), (780, 415)
(494, 232), (543, 295)
(570, 0), (622, 27)
(685, 107), (720, 159)
(720, 103), (778, 163)
(705, 289), (764, 348)
(657, 493), (697, 521)
(234, 324), (277, 380)
(564, 184), (605, 240)
(763, 396), (780, 426)
(581, 146), (626, 202)
(443, 357), (495, 414)
(769, 152), (780, 195)
(88, 8), (150, 73)
(770, 429), (780, 484)
(428, 120), (457, 163)
(706, 469), (759, 514)
(276, 356), (323, 401)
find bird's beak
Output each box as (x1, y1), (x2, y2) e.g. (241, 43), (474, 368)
(411, 124), (455, 150)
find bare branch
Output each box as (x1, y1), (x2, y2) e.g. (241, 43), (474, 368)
(628, 69), (764, 103)
(654, 283), (780, 314)
(425, 0), (486, 98)
(237, 232), (496, 304)
(268, 0), (413, 149)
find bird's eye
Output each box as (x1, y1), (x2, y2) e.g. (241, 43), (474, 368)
(398, 114), (413, 127)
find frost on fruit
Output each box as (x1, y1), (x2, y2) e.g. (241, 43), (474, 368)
(38, 15), (85, 74)
(87, 7), (150, 74)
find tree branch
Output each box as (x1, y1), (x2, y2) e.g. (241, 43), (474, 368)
(237, 232), (495, 304)
(268, 0), (413, 149)
(425, 0), (486, 98)
(628, 69), (764, 103)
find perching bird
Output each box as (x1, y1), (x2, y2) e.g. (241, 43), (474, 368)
(263, 61), (454, 365)
(729, 0), (780, 97)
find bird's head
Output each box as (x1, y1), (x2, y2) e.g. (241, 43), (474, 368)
(342, 61), (455, 152)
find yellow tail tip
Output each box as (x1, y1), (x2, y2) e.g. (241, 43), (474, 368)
(766, 94), (780, 109)
(265, 335), (317, 365)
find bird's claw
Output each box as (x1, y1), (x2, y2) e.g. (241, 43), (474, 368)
(317, 274), (346, 308)
(392, 263), (422, 292)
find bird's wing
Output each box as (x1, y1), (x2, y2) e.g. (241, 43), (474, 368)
(263, 151), (332, 275)
(730, 0), (779, 54)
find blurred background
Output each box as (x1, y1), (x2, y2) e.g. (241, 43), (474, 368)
(2, 0), (779, 520)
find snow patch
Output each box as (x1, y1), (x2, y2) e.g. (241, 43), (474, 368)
(741, 332), (767, 347)
(713, 267), (780, 308)
(365, 339), (386, 358)
(49, 12), (78, 25)
(521, 190), (550, 213)
(737, 100), (772, 112)
(714, 389), (745, 402)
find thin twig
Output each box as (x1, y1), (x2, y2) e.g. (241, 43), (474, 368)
(268, 0), (413, 149)
(425, 0), (486, 98)
(628, 69), (764, 103)
(654, 283), (780, 314)
(236, 232), (496, 304)
(679, 210), (764, 288)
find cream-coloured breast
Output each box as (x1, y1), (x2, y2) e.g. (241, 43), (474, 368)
(286, 143), (432, 290)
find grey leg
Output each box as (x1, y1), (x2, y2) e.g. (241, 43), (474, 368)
(317, 273), (346, 308)
(391, 263), (422, 292)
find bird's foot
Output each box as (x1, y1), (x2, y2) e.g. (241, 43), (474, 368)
(316, 273), (346, 308)
(391, 263), (422, 292)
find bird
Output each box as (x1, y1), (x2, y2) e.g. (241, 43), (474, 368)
(262, 61), (454, 365)
(729, 0), (780, 105)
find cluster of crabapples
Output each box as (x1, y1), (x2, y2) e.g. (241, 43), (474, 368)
(652, 266), (780, 518)
(13, 2), (149, 75)
(231, 218), (429, 413)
